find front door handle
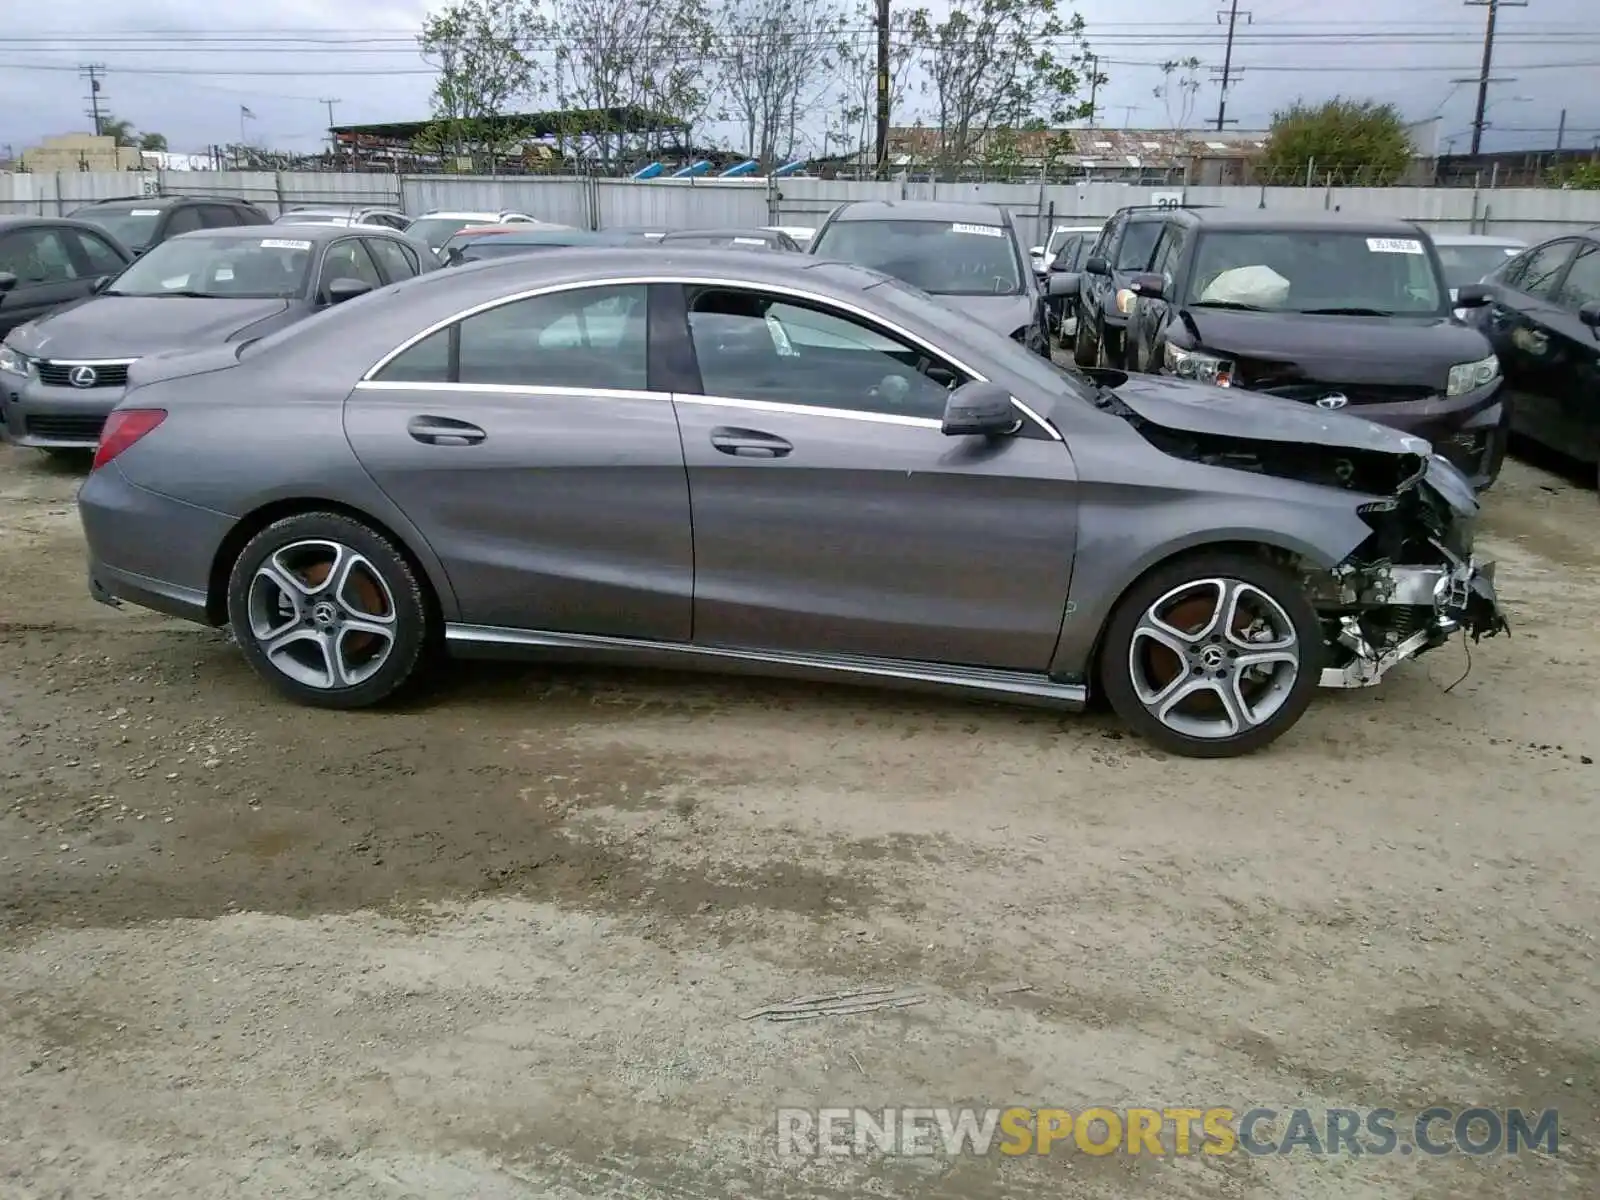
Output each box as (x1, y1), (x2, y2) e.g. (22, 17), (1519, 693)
(710, 426), (792, 458)
(407, 415), (486, 446)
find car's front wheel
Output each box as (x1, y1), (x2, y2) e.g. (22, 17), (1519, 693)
(225, 512), (435, 709)
(1098, 551), (1322, 757)
(1073, 314), (1098, 367)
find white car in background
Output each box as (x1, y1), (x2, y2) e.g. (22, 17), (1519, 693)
(1431, 233), (1526, 315)
(273, 205), (411, 231)
(403, 210), (562, 254)
(763, 225), (815, 250)
(1030, 224), (1102, 276)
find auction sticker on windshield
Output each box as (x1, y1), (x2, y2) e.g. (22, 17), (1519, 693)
(261, 238), (313, 251)
(131, 209), (160, 216)
(952, 223), (1005, 238)
(1366, 238), (1424, 254)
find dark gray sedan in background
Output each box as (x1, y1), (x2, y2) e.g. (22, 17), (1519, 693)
(1, 223), (436, 453)
(78, 249), (1506, 756)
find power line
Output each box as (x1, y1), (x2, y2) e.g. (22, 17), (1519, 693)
(1464, 0), (1530, 155)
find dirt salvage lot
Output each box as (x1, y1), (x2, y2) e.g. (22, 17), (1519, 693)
(0, 443), (1597, 1199)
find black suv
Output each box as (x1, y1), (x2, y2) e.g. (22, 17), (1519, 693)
(1072, 205), (1175, 368)
(1465, 228), (1600, 487)
(1097, 207), (1505, 488)
(68, 193), (271, 256)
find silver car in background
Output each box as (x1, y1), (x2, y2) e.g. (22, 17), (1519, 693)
(78, 249), (1507, 757)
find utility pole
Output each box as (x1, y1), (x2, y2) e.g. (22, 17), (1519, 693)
(1555, 107), (1566, 151)
(320, 98), (341, 158)
(80, 64), (107, 136)
(1087, 54), (1100, 127)
(874, 0), (890, 178)
(1464, 0), (1528, 155)
(1213, 0), (1251, 131)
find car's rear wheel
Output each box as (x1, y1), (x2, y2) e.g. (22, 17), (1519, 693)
(1099, 551), (1322, 757)
(225, 512), (434, 709)
(1073, 314), (1098, 367)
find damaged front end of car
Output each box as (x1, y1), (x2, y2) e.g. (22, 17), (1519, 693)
(1303, 453), (1509, 688)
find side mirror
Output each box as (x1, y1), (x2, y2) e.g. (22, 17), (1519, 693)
(0, 272), (17, 295)
(1581, 301), (1600, 334)
(1084, 254), (1110, 276)
(1130, 273), (1165, 300)
(324, 278), (373, 305)
(1048, 271), (1081, 299)
(941, 381), (1020, 437)
(1455, 283), (1492, 308)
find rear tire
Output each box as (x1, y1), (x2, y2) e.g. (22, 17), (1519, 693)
(1098, 551), (1323, 758)
(225, 511), (435, 709)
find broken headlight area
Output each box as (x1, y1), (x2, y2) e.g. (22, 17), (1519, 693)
(1132, 420), (1427, 494)
(1308, 459), (1509, 688)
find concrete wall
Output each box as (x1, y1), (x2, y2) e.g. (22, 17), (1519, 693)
(3, 170), (1598, 243)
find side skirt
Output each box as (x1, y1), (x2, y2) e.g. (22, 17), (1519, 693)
(445, 624), (1089, 711)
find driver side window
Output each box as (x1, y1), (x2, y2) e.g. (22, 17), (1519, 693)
(685, 287), (965, 421)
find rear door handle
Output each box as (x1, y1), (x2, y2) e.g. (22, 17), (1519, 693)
(710, 426), (792, 458)
(407, 415), (486, 446)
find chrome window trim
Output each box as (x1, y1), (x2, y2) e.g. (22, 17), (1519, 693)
(673, 393), (943, 429)
(354, 380), (663, 403)
(360, 273), (1061, 441)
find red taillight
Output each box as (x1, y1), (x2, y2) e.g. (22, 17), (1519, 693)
(93, 408), (167, 470)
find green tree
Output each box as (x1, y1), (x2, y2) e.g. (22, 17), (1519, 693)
(1261, 97), (1413, 184)
(1553, 160), (1600, 189)
(139, 132), (168, 152)
(417, 0), (541, 167)
(99, 115), (138, 146)
(715, 0), (846, 170)
(542, 0), (718, 168)
(909, 0), (1096, 176)
(828, 3), (922, 170)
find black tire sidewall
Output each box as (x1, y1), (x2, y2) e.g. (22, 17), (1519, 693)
(1099, 551), (1325, 758)
(225, 512), (432, 709)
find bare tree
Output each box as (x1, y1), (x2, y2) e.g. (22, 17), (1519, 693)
(714, 0), (845, 169)
(910, 0), (1094, 174)
(828, 4), (921, 168)
(541, 0), (717, 167)
(417, 0), (541, 165)
(1154, 57), (1202, 135)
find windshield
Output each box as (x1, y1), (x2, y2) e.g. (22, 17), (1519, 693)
(813, 219), (1022, 295)
(75, 207), (163, 251)
(1184, 230), (1446, 314)
(105, 234), (312, 299)
(1435, 243), (1521, 289)
(407, 217), (496, 249)
(1116, 221), (1164, 272)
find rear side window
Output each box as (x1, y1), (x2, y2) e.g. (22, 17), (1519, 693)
(1554, 241), (1600, 312)
(198, 205), (240, 228)
(363, 236), (419, 282)
(163, 207), (203, 237)
(374, 285), (649, 392)
(1501, 239), (1574, 298)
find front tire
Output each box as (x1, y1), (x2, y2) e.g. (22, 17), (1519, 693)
(225, 511), (435, 709)
(1098, 551), (1323, 758)
(1073, 314), (1098, 367)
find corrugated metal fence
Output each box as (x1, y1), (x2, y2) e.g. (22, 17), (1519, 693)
(4, 170), (1599, 243)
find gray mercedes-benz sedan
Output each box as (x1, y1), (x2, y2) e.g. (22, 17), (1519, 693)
(78, 248), (1507, 757)
(1, 223), (436, 453)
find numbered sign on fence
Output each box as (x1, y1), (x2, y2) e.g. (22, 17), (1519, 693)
(1150, 191), (1185, 210)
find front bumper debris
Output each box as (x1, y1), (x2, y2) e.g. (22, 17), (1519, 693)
(1319, 554), (1508, 689)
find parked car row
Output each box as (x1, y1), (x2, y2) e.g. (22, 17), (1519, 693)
(1044, 204), (1598, 491)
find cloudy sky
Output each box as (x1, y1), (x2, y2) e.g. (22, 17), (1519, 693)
(3, 0), (1596, 159)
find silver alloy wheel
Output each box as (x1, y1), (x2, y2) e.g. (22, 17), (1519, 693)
(245, 539), (398, 690)
(1127, 577), (1300, 740)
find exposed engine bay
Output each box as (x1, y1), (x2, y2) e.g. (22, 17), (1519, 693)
(1305, 460), (1509, 686)
(1087, 370), (1510, 688)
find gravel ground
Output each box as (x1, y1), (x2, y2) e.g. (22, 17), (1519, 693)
(0, 440), (1596, 1199)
